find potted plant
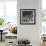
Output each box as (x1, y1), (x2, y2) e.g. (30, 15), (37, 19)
(0, 18), (5, 27)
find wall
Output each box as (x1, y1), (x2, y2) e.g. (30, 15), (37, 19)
(17, 0), (42, 46)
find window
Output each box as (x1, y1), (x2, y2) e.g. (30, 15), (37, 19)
(0, 0), (17, 26)
(5, 0), (17, 25)
(0, 1), (4, 18)
(42, 0), (46, 33)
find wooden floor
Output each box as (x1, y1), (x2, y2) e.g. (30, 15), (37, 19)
(0, 41), (45, 46)
(0, 41), (5, 46)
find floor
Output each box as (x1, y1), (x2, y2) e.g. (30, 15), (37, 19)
(0, 41), (45, 46)
(0, 41), (5, 46)
(0, 42), (41, 46)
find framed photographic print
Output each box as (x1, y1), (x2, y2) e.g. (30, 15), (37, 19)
(20, 9), (36, 25)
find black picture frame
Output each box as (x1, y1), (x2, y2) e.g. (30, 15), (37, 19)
(20, 9), (36, 25)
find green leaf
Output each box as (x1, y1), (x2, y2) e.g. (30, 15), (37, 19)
(0, 18), (5, 27)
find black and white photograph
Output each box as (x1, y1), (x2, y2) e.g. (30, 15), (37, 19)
(20, 9), (36, 24)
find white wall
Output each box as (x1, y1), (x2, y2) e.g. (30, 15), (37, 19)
(17, 0), (42, 46)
